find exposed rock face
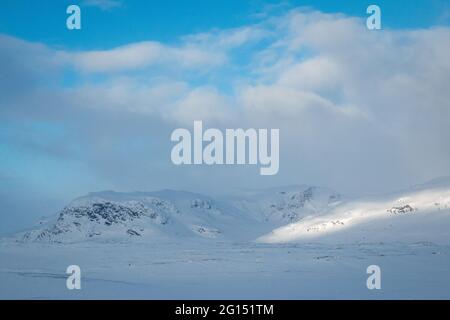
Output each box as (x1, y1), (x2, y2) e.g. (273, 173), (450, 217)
(388, 205), (415, 214)
(22, 199), (172, 242)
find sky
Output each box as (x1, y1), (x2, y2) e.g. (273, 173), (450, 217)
(1, 0), (450, 234)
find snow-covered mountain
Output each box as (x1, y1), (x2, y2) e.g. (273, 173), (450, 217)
(12, 178), (450, 244)
(19, 190), (263, 243)
(230, 185), (341, 224)
(258, 178), (450, 244)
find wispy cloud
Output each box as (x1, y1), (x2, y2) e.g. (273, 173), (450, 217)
(67, 41), (227, 73)
(83, 0), (122, 11)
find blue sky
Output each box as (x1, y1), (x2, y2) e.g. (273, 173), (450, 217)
(0, 0), (449, 49)
(1, 1), (450, 234)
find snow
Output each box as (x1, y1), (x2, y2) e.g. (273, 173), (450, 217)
(14, 190), (267, 243)
(1, 241), (449, 299)
(1, 179), (450, 299)
(258, 181), (450, 244)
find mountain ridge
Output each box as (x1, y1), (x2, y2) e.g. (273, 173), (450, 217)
(7, 178), (450, 244)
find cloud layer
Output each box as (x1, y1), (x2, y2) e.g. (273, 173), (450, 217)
(1, 8), (450, 232)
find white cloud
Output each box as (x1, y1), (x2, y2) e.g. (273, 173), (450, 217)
(68, 41), (226, 73)
(167, 87), (232, 125)
(1, 9), (450, 193)
(64, 78), (189, 115)
(183, 25), (268, 50)
(236, 10), (450, 190)
(71, 42), (164, 73)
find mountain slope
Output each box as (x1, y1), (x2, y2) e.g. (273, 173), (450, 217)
(257, 179), (450, 244)
(230, 185), (341, 224)
(19, 190), (264, 243)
